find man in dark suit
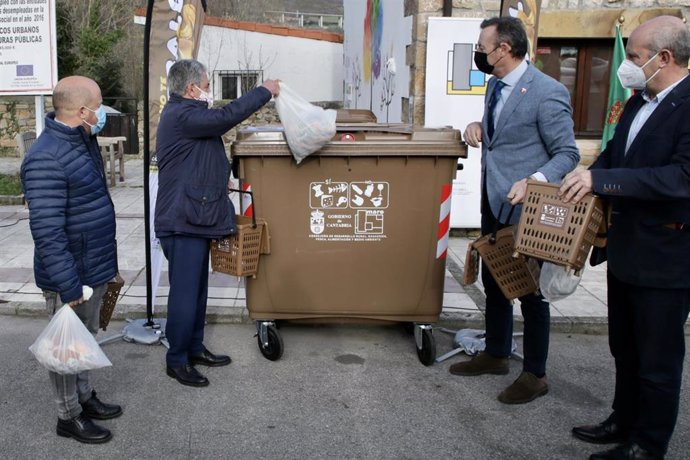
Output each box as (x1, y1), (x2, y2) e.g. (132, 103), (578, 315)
(450, 17), (579, 404)
(156, 59), (280, 387)
(560, 15), (690, 460)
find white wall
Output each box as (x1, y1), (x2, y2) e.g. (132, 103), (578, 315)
(197, 25), (343, 102)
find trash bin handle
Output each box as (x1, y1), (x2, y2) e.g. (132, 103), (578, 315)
(489, 203), (515, 244)
(228, 188), (257, 229)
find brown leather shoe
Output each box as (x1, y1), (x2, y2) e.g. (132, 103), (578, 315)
(497, 371), (548, 404)
(448, 352), (509, 376)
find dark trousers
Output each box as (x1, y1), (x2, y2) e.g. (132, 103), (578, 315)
(159, 235), (210, 367)
(607, 271), (690, 455)
(481, 196), (550, 376)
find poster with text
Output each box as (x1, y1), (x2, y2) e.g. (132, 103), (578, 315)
(0, 0), (57, 95)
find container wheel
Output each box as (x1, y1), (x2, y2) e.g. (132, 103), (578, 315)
(416, 327), (436, 366)
(258, 325), (284, 361)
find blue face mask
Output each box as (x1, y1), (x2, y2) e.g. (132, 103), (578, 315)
(83, 105), (107, 135)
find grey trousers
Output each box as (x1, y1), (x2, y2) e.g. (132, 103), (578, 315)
(44, 284), (107, 420)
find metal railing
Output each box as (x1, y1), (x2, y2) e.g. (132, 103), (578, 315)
(264, 10), (343, 29)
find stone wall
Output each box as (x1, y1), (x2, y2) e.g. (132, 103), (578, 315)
(0, 96), (53, 151)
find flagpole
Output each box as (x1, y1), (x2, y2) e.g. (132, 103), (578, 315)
(143, 0), (155, 326)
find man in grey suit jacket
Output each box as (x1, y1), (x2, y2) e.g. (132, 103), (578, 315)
(449, 17), (580, 404)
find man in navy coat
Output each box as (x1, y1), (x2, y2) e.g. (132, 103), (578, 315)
(561, 15), (690, 460)
(155, 59), (279, 387)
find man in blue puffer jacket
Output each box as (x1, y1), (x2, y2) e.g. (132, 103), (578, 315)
(155, 59), (279, 387)
(21, 76), (121, 444)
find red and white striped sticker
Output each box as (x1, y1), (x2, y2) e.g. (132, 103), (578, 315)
(241, 183), (253, 217)
(436, 184), (452, 259)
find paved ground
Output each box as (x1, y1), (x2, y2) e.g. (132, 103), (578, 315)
(1, 316), (688, 459)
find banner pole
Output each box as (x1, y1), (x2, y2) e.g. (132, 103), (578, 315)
(143, 0), (155, 326)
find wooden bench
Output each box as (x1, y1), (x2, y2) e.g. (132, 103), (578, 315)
(15, 131), (37, 160)
(97, 136), (127, 187)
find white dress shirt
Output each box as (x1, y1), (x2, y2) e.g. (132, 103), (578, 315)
(625, 76), (688, 154)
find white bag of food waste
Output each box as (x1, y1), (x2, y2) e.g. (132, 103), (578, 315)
(29, 286), (112, 374)
(275, 82), (337, 164)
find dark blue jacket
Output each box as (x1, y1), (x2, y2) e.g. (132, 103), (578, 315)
(590, 76), (690, 289)
(21, 114), (118, 303)
(154, 87), (271, 238)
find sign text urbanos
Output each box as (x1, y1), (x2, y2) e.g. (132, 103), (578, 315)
(0, 0), (57, 95)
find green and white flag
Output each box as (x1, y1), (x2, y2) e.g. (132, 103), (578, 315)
(601, 25), (631, 151)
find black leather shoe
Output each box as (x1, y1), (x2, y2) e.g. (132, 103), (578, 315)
(589, 442), (664, 460)
(81, 391), (123, 420)
(189, 347), (231, 367)
(166, 364), (209, 387)
(56, 414), (112, 444)
(573, 416), (629, 444)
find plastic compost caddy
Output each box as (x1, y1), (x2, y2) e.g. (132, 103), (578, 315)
(232, 111), (467, 365)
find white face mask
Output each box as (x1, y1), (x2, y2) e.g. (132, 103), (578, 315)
(617, 51), (661, 90)
(194, 84), (214, 108)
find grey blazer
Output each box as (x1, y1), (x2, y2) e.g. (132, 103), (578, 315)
(481, 62), (580, 224)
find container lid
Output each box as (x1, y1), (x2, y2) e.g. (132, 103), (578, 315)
(335, 109), (377, 123)
(232, 124), (467, 158)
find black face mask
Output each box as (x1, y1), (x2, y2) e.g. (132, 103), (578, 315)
(474, 47), (499, 74)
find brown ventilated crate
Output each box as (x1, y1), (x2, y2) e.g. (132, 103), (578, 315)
(100, 274), (124, 331)
(462, 244), (479, 286)
(514, 180), (604, 273)
(472, 226), (540, 300)
(211, 216), (267, 277)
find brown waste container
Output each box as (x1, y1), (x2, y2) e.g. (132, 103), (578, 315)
(232, 121), (466, 365)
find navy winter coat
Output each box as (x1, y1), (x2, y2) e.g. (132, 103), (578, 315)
(154, 88), (271, 238)
(21, 114), (118, 303)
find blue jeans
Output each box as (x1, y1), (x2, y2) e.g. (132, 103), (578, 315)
(44, 284), (107, 420)
(480, 197), (550, 376)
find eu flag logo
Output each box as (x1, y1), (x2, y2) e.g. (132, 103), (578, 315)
(16, 65), (34, 76)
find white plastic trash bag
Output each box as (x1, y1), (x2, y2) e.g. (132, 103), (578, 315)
(29, 286), (112, 374)
(453, 329), (518, 356)
(539, 262), (582, 303)
(275, 82), (337, 164)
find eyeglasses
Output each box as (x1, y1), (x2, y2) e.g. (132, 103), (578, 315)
(474, 43), (501, 55)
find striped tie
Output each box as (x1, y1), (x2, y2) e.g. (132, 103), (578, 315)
(487, 80), (506, 140)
